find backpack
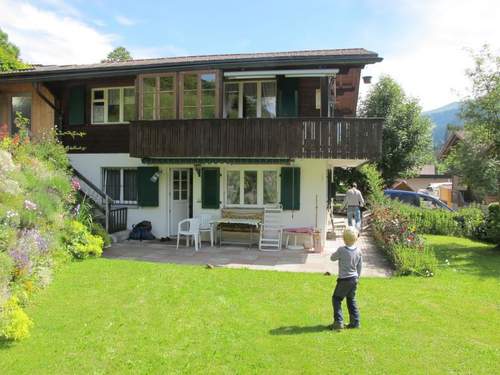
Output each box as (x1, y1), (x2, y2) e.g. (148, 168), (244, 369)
(128, 221), (155, 241)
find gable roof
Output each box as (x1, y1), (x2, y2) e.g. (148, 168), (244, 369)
(0, 48), (382, 82)
(439, 130), (465, 159)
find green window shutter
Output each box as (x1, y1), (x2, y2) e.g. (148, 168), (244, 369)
(68, 86), (85, 125)
(281, 167), (300, 210)
(137, 167), (159, 207)
(201, 168), (220, 209)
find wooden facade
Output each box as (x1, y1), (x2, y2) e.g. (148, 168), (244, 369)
(0, 82), (55, 138)
(129, 117), (383, 160)
(2, 62), (381, 159)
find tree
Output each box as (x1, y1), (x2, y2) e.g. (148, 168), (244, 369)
(102, 47), (132, 63)
(0, 28), (27, 72)
(360, 75), (434, 184)
(444, 45), (500, 200)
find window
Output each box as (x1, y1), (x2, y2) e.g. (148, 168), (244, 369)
(225, 169), (279, 206)
(10, 94), (32, 134)
(91, 87), (135, 124)
(263, 170), (279, 204)
(139, 74), (177, 120)
(172, 169), (189, 201)
(223, 81), (276, 118)
(181, 71), (218, 119)
(103, 168), (137, 204)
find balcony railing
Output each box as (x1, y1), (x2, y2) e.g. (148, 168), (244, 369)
(129, 117), (383, 160)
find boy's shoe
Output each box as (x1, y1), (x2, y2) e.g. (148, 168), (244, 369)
(345, 323), (360, 329)
(331, 322), (344, 330)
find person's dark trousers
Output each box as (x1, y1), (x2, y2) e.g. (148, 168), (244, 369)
(332, 276), (360, 327)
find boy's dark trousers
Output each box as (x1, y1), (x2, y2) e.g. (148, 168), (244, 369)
(332, 276), (360, 327)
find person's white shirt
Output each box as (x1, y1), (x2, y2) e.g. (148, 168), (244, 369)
(343, 188), (365, 208)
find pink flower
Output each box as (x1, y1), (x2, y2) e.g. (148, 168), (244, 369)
(24, 200), (37, 211)
(71, 177), (81, 191)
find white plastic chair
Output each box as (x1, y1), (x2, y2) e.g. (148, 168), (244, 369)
(176, 218), (200, 251)
(259, 207), (283, 251)
(197, 214), (215, 247)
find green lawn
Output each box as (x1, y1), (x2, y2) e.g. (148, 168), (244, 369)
(1, 236), (499, 374)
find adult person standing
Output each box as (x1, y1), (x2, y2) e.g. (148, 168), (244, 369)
(343, 183), (365, 230)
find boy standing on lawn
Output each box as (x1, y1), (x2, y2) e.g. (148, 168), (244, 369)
(330, 227), (362, 330)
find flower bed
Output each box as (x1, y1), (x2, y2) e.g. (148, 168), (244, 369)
(371, 204), (438, 276)
(0, 127), (105, 341)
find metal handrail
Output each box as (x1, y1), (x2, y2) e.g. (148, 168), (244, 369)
(72, 168), (114, 231)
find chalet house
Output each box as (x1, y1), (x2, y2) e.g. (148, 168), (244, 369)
(0, 48), (383, 246)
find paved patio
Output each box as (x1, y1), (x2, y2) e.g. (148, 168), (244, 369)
(104, 229), (392, 277)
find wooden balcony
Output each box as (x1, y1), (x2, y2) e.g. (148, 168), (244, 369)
(129, 117), (383, 160)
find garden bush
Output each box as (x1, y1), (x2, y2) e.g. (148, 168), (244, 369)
(391, 244), (438, 277)
(0, 296), (33, 340)
(0, 120), (104, 341)
(91, 222), (112, 248)
(485, 202), (500, 246)
(63, 221), (103, 259)
(371, 204), (438, 276)
(384, 199), (486, 240)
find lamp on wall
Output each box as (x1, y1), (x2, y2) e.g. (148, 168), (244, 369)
(362, 76), (372, 84)
(150, 171), (161, 183)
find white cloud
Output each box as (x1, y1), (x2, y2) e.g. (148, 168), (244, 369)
(115, 15), (136, 26)
(360, 0), (500, 110)
(0, 0), (115, 65)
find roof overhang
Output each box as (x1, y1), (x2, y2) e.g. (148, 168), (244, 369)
(0, 53), (382, 83)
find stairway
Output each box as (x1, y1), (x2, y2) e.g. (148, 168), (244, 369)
(73, 169), (128, 234)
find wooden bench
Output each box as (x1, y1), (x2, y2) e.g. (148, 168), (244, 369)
(219, 208), (264, 232)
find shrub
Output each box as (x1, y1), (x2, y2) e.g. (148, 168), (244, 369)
(360, 163), (385, 204)
(384, 199), (486, 240)
(63, 220), (104, 259)
(485, 202), (500, 246)
(371, 203), (438, 276)
(91, 222), (112, 248)
(455, 206), (487, 240)
(0, 296), (33, 341)
(391, 244), (438, 277)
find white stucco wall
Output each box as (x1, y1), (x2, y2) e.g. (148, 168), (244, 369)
(69, 154), (329, 244)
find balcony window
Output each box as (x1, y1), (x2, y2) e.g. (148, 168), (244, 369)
(180, 71), (218, 119)
(225, 168), (279, 206)
(103, 168), (138, 204)
(223, 81), (276, 118)
(139, 74), (176, 120)
(91, 87), (135, 124)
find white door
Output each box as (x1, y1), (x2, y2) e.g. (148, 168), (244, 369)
(170, 168), (190, 235)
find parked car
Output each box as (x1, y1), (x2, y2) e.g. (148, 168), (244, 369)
(384, 189), (454, 211)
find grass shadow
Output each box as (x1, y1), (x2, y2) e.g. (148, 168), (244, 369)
(269, 324), (331, 335)
(429, 237), (500, 278)
(0, 338), (14, 350)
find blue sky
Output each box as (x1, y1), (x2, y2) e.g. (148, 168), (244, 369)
(1, 0), (499, 109)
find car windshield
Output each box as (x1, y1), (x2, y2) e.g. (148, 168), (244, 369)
(419, 196), (441, 209)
